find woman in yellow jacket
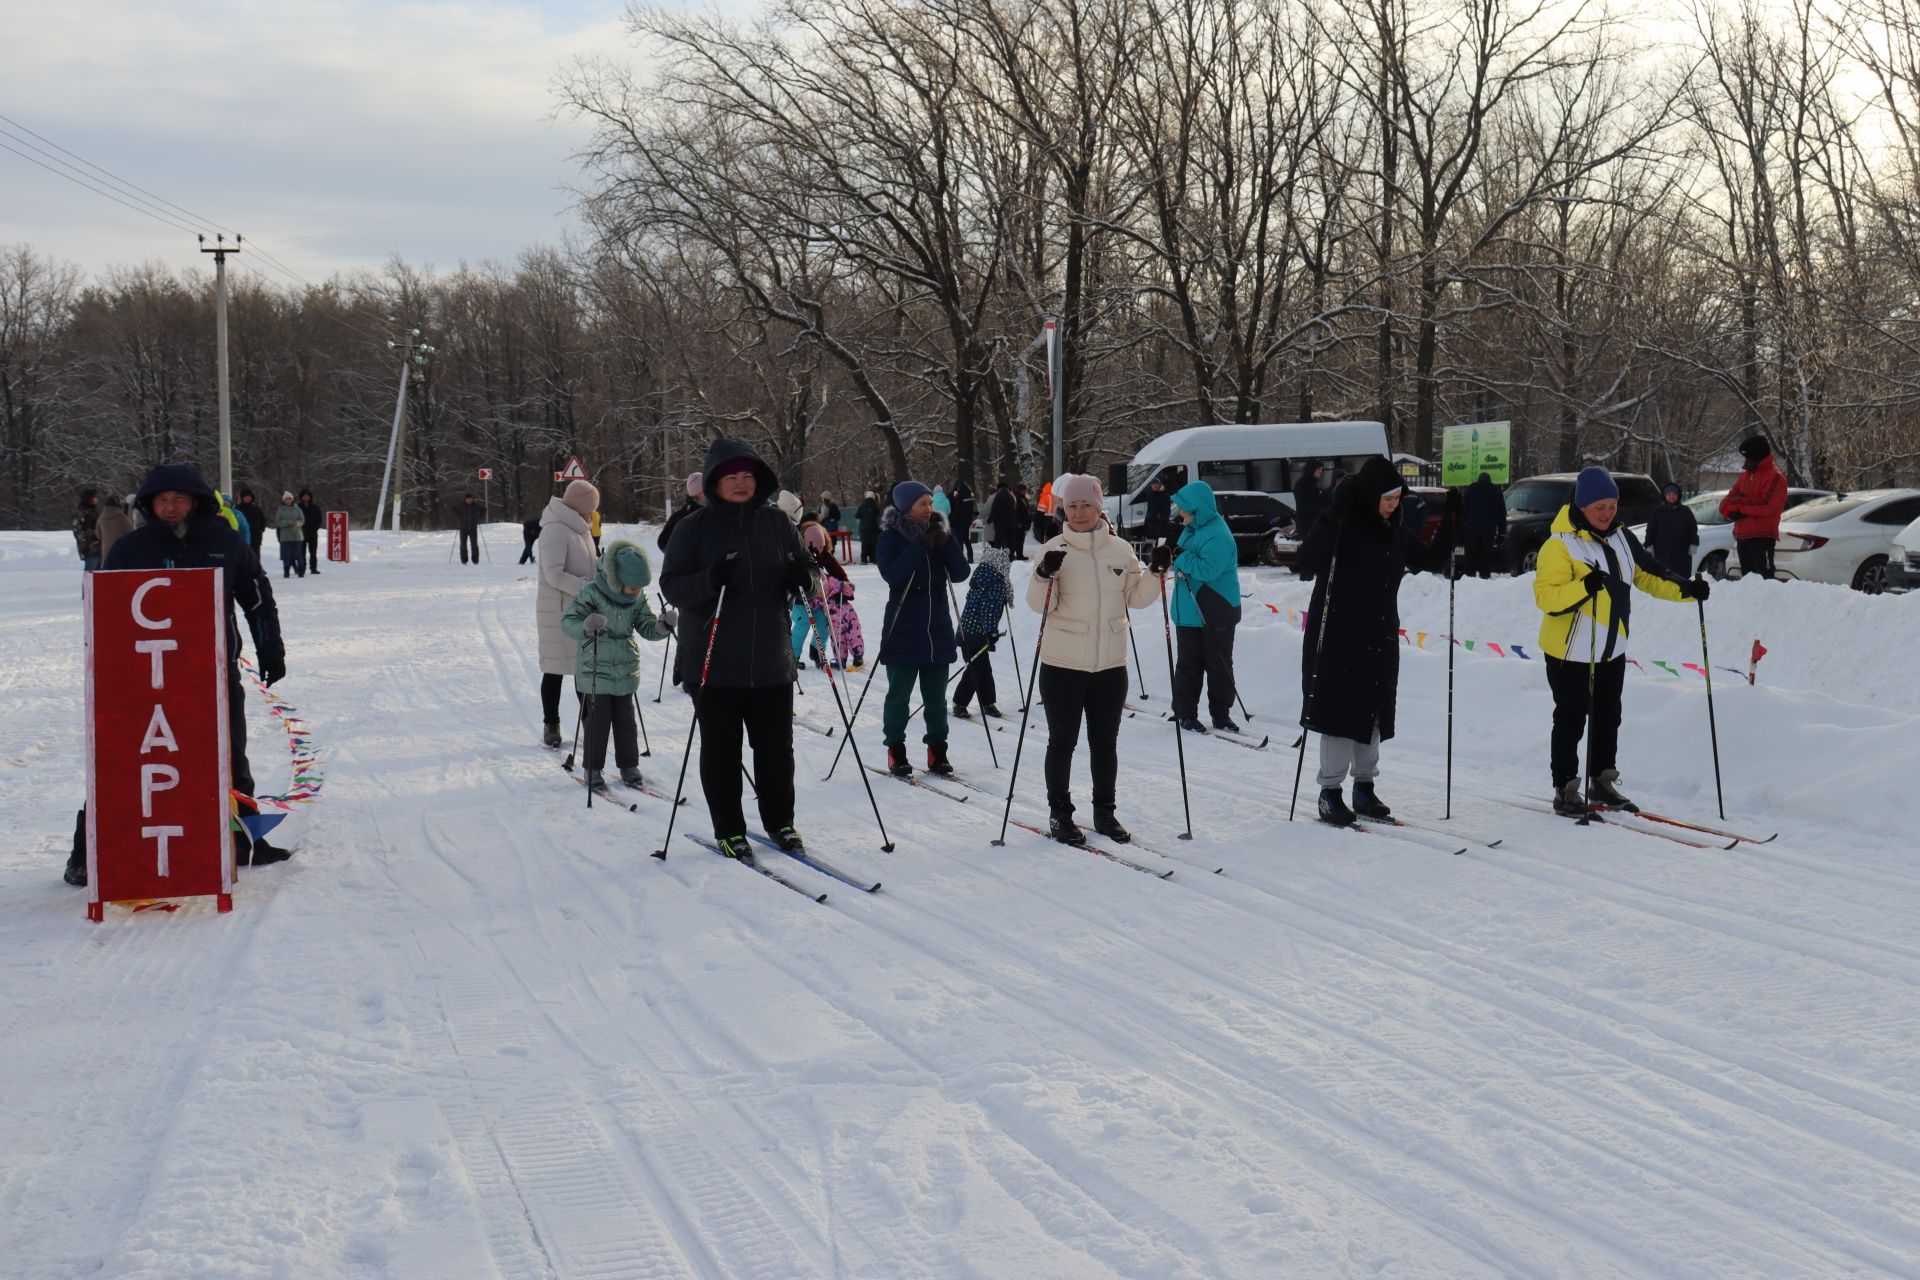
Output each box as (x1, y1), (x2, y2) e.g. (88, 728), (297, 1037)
(1534, 467), (1709, 815)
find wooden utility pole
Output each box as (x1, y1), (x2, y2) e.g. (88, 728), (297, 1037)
(199, 234), (240, 495)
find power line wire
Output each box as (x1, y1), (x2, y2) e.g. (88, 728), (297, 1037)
(0, 111), (230, 239)
(0, 136), (207, 238)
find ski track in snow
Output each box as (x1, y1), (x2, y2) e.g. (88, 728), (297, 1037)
(2, 525), (1918, 1278)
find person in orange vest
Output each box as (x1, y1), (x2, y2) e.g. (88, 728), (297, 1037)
(1036, 480), (1057, 542)
(590, 507), (603, 555)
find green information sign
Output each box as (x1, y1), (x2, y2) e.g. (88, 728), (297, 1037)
(1441, 421), (1511, 486)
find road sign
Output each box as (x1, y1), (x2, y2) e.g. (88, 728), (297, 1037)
(477, 467), (494, 481)
(85, 568), (233, 920)
(1442, 422), (1512, 486)
(554, 456), (587, 483)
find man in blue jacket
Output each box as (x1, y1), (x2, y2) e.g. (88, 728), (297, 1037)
(66, 462), (292, 886)
(1150, 480), (1243, 733)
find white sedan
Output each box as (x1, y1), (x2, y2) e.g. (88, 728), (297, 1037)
(1768, 489), (1920, 592)
(1630, 487), (1833, 578)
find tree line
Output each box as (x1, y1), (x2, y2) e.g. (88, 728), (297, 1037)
(6, 0), (1920, 531)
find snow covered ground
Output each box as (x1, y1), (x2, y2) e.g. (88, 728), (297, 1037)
(3, 522), (1919, 1279)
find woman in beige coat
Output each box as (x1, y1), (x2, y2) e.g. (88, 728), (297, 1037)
(1025, 473), (1159, 843)
(536, 480), (600, 746)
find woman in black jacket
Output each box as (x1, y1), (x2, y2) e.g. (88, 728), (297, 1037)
(660, 439), (815, 858)
(1297, 456), (1442, 827)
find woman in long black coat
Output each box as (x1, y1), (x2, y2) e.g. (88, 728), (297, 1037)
(1297, 455), (1442, 827)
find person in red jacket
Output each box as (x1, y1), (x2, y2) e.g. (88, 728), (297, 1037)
(1719, 434), (1788, 580)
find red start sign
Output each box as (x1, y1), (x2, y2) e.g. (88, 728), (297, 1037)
(326, 510), (350, 563)
(85, 569), (233, 920)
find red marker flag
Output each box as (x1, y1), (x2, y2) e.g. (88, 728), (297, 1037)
(1748, 638), (1768, 686)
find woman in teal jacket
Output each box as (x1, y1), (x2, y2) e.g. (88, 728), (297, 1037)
(561, 540), (677, 789)
(1150, 481), (1243, 732)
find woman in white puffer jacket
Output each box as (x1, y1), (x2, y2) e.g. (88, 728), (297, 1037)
(535, 480), (601, 746)
(1024, 473), (1159, 844)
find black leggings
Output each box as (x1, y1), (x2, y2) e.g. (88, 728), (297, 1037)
(1545, 655), (1626, 788)
(1039, 664), (1127, 813)
(697, 683), (796, 838)
(540, 673), (582, 726)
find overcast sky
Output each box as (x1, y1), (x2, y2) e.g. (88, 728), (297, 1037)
(0, 0), (672, 287)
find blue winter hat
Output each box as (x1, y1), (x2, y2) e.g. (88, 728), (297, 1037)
(613, 543), (651, 590)
(891, 480), (931, 513)
(1573, 466), (1619, 508)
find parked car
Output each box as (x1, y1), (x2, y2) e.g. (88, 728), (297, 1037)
(1210, 490), (1297, 564)
(1770, 489), (1920, 592)
(1502, 472), (1664, 574)
(1627, 486), (1834, 579)
(1885, 514), (1920, 593)
(1258, 484), (1446, 571)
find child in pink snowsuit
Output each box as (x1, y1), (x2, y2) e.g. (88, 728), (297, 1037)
(802, 522), (864, 668)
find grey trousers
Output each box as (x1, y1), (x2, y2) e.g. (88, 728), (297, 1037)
(1317, 730), (1381, 788)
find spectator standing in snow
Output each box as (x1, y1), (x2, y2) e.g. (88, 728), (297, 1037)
(236, 488), (266, 562)
(931, 485), (952, 522)
(1533, 465), (1705, 816)
(1645, 483), (1699, 579)
(658, 472), (703, 553)
(1153, 480), (1243, 733)
(536, 480), (601, 747)
(1143, 476), (1173, 543)
(821, 491), (842, 533)
(1719, 435), (1788, 581)
(72, 489), (101, 570)
(660, 439), (814, 859)
(1461, 472), (1506, 578)
(1013, 483), (1034, 559)
(1297, 456), (1450, 827)
(456, 493), (483, 565)
(950, 481), (978, 562)
(876, 481), (971, 777)
(984, 478), (1018, 554)
(952, 544), (1011, 719)
(1291, 462), (1329, 538)
(589, 508), (604, 556)
(67, 462), (290, 885)
(561, 541), (676, 791)
(855, 490), (881, 564)
(95, 494), (135, 561)
(273, 491), (307, 578)
(520, 514), (540, 564)
(298, 489), (323, 574)
(1027, 473), (1158, 844)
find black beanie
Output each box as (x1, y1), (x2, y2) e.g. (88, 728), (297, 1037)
(1739, 435), (1771, 463)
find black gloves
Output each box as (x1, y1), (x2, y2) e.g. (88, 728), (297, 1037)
(923, 516), (949, 552)
(1147, 543), (1173, 574)
(1681, 576), (1711, 602)
(785, 553), (815, 593)
(260, 648), (287, 687)
(1035, 548), (1067, 580)
(708, 552), (739, 592)
(1583, 570), (1626, 609)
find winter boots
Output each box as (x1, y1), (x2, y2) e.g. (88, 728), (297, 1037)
(1176, 717), (1209, 733)
(1588, 769), (1638, 811)
(1092, 807), (1131, 844)
(716, 834), (753, 860)
(1317, 787), (1356, 827)
(1552, 780), (1590, 817)
(1048, 805), (1085, 844)
(771, 825), (806, 853)
(1211, 715), (1241, 733)
(243, 836), (292, 866)
(542, 721), (563, 749)
(1351, 780), (1392, 820)
(586, 770), (610, 792)
(619, 766), (644, 789)
(887, 743), (912, 777)
(926, 741), (955, 776)
(980, 704), (1004, 719)
(951, 702), (972, 719)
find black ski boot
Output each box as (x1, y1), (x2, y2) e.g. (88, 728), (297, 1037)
(951, 702), (973, 719)
(63, 855), (86, 887)
(1589, 769), (1638, 811)
(1092, 807), (1132, 844)
(1176, 717), (1209, 733)
(585, 769), (610, 792)
(542, 721), (562, 749)
(1211, 715), (1242, 733)
(1552, 780), (1590, 817)
(619, 766), (645, 789)
(243, 836), (293, 867)
(926, 741), (955, 776)
(1048, 805), (1085, 844)
(771, 825), (806, 853)
(887, 743), (912, 777)
(1317, 786), (1356, 827)
(716, 834), (753, 860)
(1351, 780), (1392, 820)
(980, 704), (1005, 719)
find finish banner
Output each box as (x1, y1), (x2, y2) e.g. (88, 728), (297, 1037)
(84, 568), (233, 920)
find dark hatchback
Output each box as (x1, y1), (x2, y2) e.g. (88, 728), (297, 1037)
(1502, 473), (1664, 573)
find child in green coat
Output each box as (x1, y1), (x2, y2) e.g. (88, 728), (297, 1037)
(561, 540), (677, 789)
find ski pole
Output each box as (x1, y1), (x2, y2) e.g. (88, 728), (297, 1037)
(653, 594), (673, 702)
(814, 582), (896, 850)
(992, 578), (1053, 846)
(653, 577), (729, 859)
(1289, 545), (1339, 821)
(584, 693), (599, 810)
(949, 579), (1000, 769)
(1156, 568), (1194, 839)
(1697, 595), (1726, 820)
(563, 625), (601, 773)
(632, 692), (652, 758)
(1578, 621), (1599, 827)
(1446, 540), (1456, 820)
(1003, 597), (1028, 709)
(825, 567), (916, 781)
(1129, 624), (1149, 700)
